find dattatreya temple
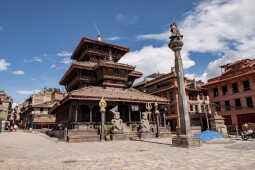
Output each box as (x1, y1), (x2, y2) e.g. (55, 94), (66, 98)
(49, 35), (170, 142)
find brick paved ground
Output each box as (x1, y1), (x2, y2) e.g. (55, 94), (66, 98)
(0, 132), (255, 170)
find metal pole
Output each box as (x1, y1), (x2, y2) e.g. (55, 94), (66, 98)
(89, 106), (92, 123)
(163, 112), (166, 127)
(101, 110), (105, 141)
(156, 112), (160, 137)
(203, 96), (209, 130)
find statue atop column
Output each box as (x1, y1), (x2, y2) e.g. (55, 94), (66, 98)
(170, 22), (182, 38)
(169, 21), (183, 50)
(111, 111), (123, 134)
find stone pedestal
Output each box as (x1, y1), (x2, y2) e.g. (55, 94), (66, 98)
(159, 127), (172, 138)
(210, 114), (228, 136)
(172, 135), (202, 148)
(139, 132), (153, 139)
(111, 133), (128, 141)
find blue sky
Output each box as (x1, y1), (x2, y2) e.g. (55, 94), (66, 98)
(1, 0), (254, 104)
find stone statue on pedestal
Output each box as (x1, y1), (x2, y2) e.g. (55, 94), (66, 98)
(111, 111), (123, 134)
(139, 112), (150, 133)
(170, 22), (181, 38)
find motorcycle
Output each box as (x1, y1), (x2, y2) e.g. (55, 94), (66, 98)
(241, 123), (255, 140)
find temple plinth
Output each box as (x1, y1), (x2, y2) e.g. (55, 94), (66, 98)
(168, 22), (201, 147)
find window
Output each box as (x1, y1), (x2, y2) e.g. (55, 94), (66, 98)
(40, 108), (44, 112)
(157, 81), (171, 89)
(195, 105), (199, 112)
(190, 104), (193, 112)
(213, 88), (218, 97)
(232, 83), (239, 93)
(222, 85), (228, 95)
(199, 93), (203, 100)
(246, 97), (253, 108)
(189, 93), (197, 101)
(224, 100), (231, 111)
(243, 80), (250, 91)
(235, 98), (242, 109)
(205, 104), (209, 112)
(201, 105), (204, 112)
(215, 102), (221, 111)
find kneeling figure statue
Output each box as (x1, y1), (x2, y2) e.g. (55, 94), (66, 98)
(139, 112), (150, 133)
(111, 111), (123, 134)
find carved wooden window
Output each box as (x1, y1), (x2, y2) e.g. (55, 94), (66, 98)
(222, 85), (228, 95)
(215, 102), (221, 111)
(224, 100), (231, 111)
(190, 104), (193, 112)
(195, 105), (199, 112)
(213, 88), (218, 97)
(246, 97), (253, 108)
(235, 98), (242, 109)
(232, 83), (239, 93)
(243, 80), (250, 91)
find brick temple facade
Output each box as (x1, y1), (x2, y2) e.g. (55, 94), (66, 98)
(133, 70), (211, 133)
(204, 59), (255, 131)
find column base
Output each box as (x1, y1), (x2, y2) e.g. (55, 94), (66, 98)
(111, 133), (128, 141)
(172, 135), (202, 148)
(138, 132), (154, 139)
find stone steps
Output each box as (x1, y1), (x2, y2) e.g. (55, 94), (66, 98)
(68, 135), (100, 143)
(67, 129), (100, 143)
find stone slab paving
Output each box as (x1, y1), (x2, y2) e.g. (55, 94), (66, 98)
(0, 132), (255, 170)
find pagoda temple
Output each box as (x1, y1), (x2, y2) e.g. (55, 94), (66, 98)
(50, 36), (169, 142)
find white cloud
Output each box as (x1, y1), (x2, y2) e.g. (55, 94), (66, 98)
(0, 59), (10, 71)
(43, 53), (48, 57)
(115, 13), (138, 25)
(120, 45), (195, 77)
(105, 36), (120, 41)
(135, 0), (255, 82)
(137, 32), (169, 41)
(61, 57), (72, 65)
(50, 64), (56, 68)
(32, 57), (42, 62)
(57, 51), (72, 57)
(12, 70), (24, 75)
(16, 89), (40, 95)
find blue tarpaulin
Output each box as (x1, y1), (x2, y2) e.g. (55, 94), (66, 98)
(194, 130), (224, 142)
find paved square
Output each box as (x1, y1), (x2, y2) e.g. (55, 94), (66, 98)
(0, 132), (255, 170)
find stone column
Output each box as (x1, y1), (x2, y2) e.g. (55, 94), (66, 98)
(75, 103), (78, 123)
(89, 105), (93, 123)
(169, 22), (201, 147)
(168, 22), (191, 137)
(155, 103), (160, 138)
(163, 112), (166, 128)
(128, 106), (131, 122)
(99, 97), (107, 142)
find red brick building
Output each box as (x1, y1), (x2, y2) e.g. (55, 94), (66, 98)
(19, 89), (66, 129)
(204, 59), (255, 131)
(133, 71), (211, 133)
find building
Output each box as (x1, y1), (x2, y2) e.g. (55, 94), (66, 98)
(19, 88), (66, 129)
(204, 59), (255, 131)
(0, 90), (13, 121)
(133, 70), (211, 133)
(50, 36), (169, 142)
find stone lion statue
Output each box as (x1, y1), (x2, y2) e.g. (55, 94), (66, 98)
(111, 111), (123, 134)
(139, 112), (150, 133)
